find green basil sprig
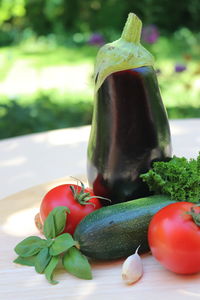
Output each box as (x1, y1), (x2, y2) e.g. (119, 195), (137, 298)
(50, 233), (76, 256)
(63, 247), (92, 280)
(14, 255), (36, 266)
(14, 236), (48, 257)
(35, 247), (51, 273)
(45, 256), (59, 284)
(43, 206), (70, 239)
(13, 206), (92, 284)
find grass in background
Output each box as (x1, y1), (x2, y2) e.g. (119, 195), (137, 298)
(151, 30), (200, 113)
(0, 28), (200, 139)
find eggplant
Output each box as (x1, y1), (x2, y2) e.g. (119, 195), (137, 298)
(87, 13), (172, 204)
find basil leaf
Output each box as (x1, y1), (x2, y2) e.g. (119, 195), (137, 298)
(43, 214), (56, 239)
(50, 233), (76, 256)
(35, 247), (51, 274)
(46, 238), (54, 248)
(14, 255), (36, 266)
(54, 206), (70, 235)
(45, 256), (59, 284)
(62, 247), (92, 280)
(43, 206), (70, 239)
(14, 236), (47, 257)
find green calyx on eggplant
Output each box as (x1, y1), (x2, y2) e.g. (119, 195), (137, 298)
(94, 12), (154, 92)
(87, 13), (172, 205)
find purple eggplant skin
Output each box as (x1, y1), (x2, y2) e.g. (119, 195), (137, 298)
(87, 66), (172, 205)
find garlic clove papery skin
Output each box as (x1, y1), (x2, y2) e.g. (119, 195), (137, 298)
(122, 249), (143, 285)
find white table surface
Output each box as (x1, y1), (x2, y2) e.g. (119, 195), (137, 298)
(0, 119), (200, 300)
(0, 119), (200, 200)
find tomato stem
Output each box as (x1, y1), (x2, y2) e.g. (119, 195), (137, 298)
(186, 206), (200, 226)
(69, 178), (111, 206)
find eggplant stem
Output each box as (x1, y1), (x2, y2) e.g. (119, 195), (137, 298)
(121, 13), (142, 43)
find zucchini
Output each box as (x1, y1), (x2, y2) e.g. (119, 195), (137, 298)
(74, 195), (175, 260)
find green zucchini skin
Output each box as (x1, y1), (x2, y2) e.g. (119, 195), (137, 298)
(74, 195), (175, 260)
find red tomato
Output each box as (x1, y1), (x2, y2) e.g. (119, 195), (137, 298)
(148, 202), (200, 274)
(39, 183), (102, 235)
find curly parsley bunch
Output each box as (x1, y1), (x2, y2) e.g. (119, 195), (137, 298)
(141, 152), (200, 203)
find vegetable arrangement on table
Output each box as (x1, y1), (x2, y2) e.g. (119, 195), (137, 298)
(13, 12), (200, 285)
(14, 153), (200, 284)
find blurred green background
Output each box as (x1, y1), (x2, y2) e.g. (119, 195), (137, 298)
(0, 0), (200, 139)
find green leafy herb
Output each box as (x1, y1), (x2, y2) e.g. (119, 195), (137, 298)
(35, 247), (51, 273)
(13, 206), (92, 284)
(62, 247), (92, 280)
(141, 152), (200, 203)
(43, 206), (70, 239)
(43, 214), (55, 239)
(45, 256), (59, 284)
(50, 233), (76, 256)
(14, 236), (47, 257)
(14, 255), (36, 266)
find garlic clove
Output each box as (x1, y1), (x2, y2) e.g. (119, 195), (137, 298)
(122, 246), (143, 285)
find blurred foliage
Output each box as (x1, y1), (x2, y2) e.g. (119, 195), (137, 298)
(0, 92), (93, 139)
(0, 0), (199, 139)
(0, 0), (200, 46)
(0, 29), (199, 139)
(0, 91), (199, 140)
